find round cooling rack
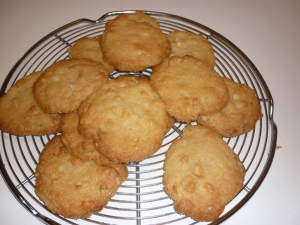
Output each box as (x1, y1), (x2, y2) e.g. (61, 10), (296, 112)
(0, 10), (277, 225)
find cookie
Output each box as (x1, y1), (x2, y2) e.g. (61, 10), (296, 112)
(68, 36), (115, 74)
(78, 75), (174, 163)
(99, 11), (171, 72)
(198, 77), (263, 137)
(167, 30), (216, 68)
(163, 124), (245, 221)
(150, 55), (230, 122)
(35, 135), (128, 219)
(0, 71), (61, 136)
(33, 58), (108, 114)
(60, 110), (115, 165)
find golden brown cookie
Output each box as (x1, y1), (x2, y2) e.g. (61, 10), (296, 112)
(99, 11), (171, 72)
(163, 124), (245, 221)
(35, 135), (128, 219)
(167, 30), (216, 68)
(197, 77), (263, 137)
(68, 36), (115, 74)
(33, 58), (108, 114)
(150, 55), (230, 122)
(0, 71), (61, 136)
(60, 110), (115, 165)
(78, 75), (173, 163)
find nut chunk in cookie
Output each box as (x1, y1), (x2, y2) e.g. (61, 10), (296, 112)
(150, 55), (229, 122)
(35, 135), (128, 219)
(99, 11), (171, 72)
(0, 71), (61, 136)
(198, 77), (263, 137)
(163, 125), (245, 222)
(33, 58), (108, 114)
(78, 75), (173, 163)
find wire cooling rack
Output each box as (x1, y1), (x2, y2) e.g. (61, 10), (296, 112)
(0, 10), (277, 225)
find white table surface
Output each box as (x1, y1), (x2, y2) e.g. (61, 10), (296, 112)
(0, 0), (299, 224)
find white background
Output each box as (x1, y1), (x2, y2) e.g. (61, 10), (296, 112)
(0, 0), (299, 224)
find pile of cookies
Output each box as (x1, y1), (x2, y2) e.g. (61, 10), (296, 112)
(0, 11), (263, 222)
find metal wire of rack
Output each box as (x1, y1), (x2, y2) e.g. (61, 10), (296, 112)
(0, 10), (277, 225)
